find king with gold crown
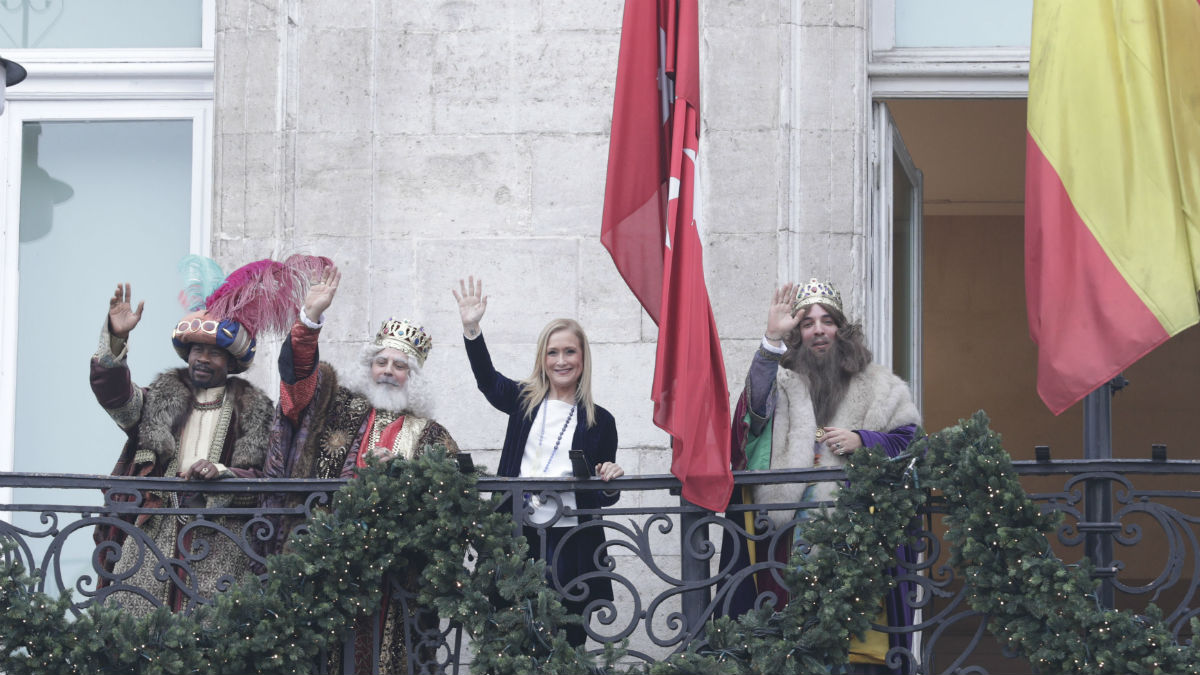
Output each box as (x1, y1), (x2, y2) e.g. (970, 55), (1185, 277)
(263, 263), (457, 674)
(718, 276), (923, 670)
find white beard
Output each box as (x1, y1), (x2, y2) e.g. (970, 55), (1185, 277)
(342, 356), (435, 418)
(361, 379), (410, 413)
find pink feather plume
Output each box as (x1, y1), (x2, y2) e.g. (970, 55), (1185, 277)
(204, 254), (333, 337)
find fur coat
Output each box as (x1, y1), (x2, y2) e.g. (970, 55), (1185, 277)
(752, 363), (921, 526)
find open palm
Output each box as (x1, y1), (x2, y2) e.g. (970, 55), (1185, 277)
(765, 283), (799, 339)
(454, 276), (488, 327)
(108, 283), (144, 338)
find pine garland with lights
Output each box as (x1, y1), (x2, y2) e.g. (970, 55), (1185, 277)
(6, 415), (1200, 674)
(0, 448), (612, 674)
(921, 411), (1200, 675)
(653, 440), (927, 674)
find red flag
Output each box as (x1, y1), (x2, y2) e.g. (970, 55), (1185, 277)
(652, 1), (732, 512)
(600, 0), (669, 322)
(600, 0), (733, 512)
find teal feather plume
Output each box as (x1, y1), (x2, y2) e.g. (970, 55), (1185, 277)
(178, 255), (226, 311)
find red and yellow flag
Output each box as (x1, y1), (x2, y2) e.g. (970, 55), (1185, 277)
(1025, 0), (1200, 415)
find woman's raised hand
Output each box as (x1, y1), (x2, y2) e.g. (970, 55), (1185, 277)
(453, 276), (488, 339)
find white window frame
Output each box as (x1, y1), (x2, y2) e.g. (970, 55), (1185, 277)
(866, 102), (923, 405)
(864, 0), (1031, 413)
(0, 1), (214, 505)
(869, 0), (1029, 99)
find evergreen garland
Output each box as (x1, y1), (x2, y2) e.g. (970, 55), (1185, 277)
(651, 437), (926, 674)
(4, 414), (1200, 674)
(0, 448), (608, 675)
(921, 411), (1200, 675)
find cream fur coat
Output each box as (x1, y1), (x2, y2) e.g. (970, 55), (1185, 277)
(752, 363), (921, 527)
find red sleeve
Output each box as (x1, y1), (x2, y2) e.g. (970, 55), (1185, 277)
(90, 357), (136, 411)
(280, 321), (321, 424)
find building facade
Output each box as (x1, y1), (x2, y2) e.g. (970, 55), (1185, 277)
(2, 0), (1200, 667)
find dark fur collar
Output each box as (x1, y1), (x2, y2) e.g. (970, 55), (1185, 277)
(138, 369), (273, 469)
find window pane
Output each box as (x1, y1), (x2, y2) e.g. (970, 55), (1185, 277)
(14, 119), (192, 591)
(0, 0), (202, 49)
(895, 0), (1032, 49)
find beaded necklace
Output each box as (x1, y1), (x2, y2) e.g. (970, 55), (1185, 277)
(191, 390), (225, 411)
(537, 398), (576, 474)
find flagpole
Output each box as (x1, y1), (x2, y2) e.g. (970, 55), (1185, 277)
(679, 496), (711, 638)
(1082, 375), (1125, 609)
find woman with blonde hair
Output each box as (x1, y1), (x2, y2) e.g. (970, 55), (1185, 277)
(454, 276), (622, 647)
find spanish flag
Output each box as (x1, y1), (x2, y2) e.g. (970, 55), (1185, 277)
(1025, 0), (1200, 415)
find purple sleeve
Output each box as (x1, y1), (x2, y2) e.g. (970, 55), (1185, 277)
(856, 424), (918, 458)
(746, 350), (779, 418)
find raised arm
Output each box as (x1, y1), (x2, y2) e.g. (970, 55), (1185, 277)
(302, 264), (340, 327)
(280, 264), (339, 422)
(763, 282), (799, 349)
(455, 276), (525, 414)
(91, 284), (146, 429)
(746, 283), (798, 418)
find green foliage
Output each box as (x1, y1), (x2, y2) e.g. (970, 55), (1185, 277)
(0, 448), (605, 674)
(653, 440), (926, 675)
(920, 411), (1200, 675)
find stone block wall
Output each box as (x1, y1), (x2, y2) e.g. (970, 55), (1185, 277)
(214, 0), (867, 469)
(213, 0), (867, 656)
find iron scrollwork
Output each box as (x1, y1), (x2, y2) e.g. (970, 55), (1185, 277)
(5, 460), (1200, 673)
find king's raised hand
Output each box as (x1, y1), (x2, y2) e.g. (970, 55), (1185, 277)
(303, 264), (340, 322)
(108, 283), (144, 339)
(764, 282), (799, 344)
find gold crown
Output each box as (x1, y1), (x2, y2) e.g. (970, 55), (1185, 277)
(373, 318), (432, 367)
(792, 278), (843, 315)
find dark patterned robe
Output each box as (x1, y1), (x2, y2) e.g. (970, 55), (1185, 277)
(89, 324), (272, 616)
(263, 321), (458, 674)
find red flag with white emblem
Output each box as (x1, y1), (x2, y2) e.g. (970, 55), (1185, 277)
(600, 0), (670, 322)
(603, 0), (732, 512)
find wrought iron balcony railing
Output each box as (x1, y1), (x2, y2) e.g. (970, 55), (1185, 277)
(2, 458), (1199, 674)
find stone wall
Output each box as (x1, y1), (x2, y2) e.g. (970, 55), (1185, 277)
(213, 0), (866, 655)
(214, 0), (867, 473)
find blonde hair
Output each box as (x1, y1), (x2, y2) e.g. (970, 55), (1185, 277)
(519, 318), (596, 427)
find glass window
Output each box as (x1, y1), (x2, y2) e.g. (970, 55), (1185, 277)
(0, 0), (202, 49)
(13, 118), (193, 590)
(895, 0), (1032, 49)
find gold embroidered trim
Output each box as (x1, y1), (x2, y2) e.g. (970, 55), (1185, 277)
(316, 389), (371, 479)
(367, 409), (400, 456)
(94, 319), (129, 368)
(159, 394), (235, 512)
(107, 387), (145, 431)
(392, 415), (429, 460)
